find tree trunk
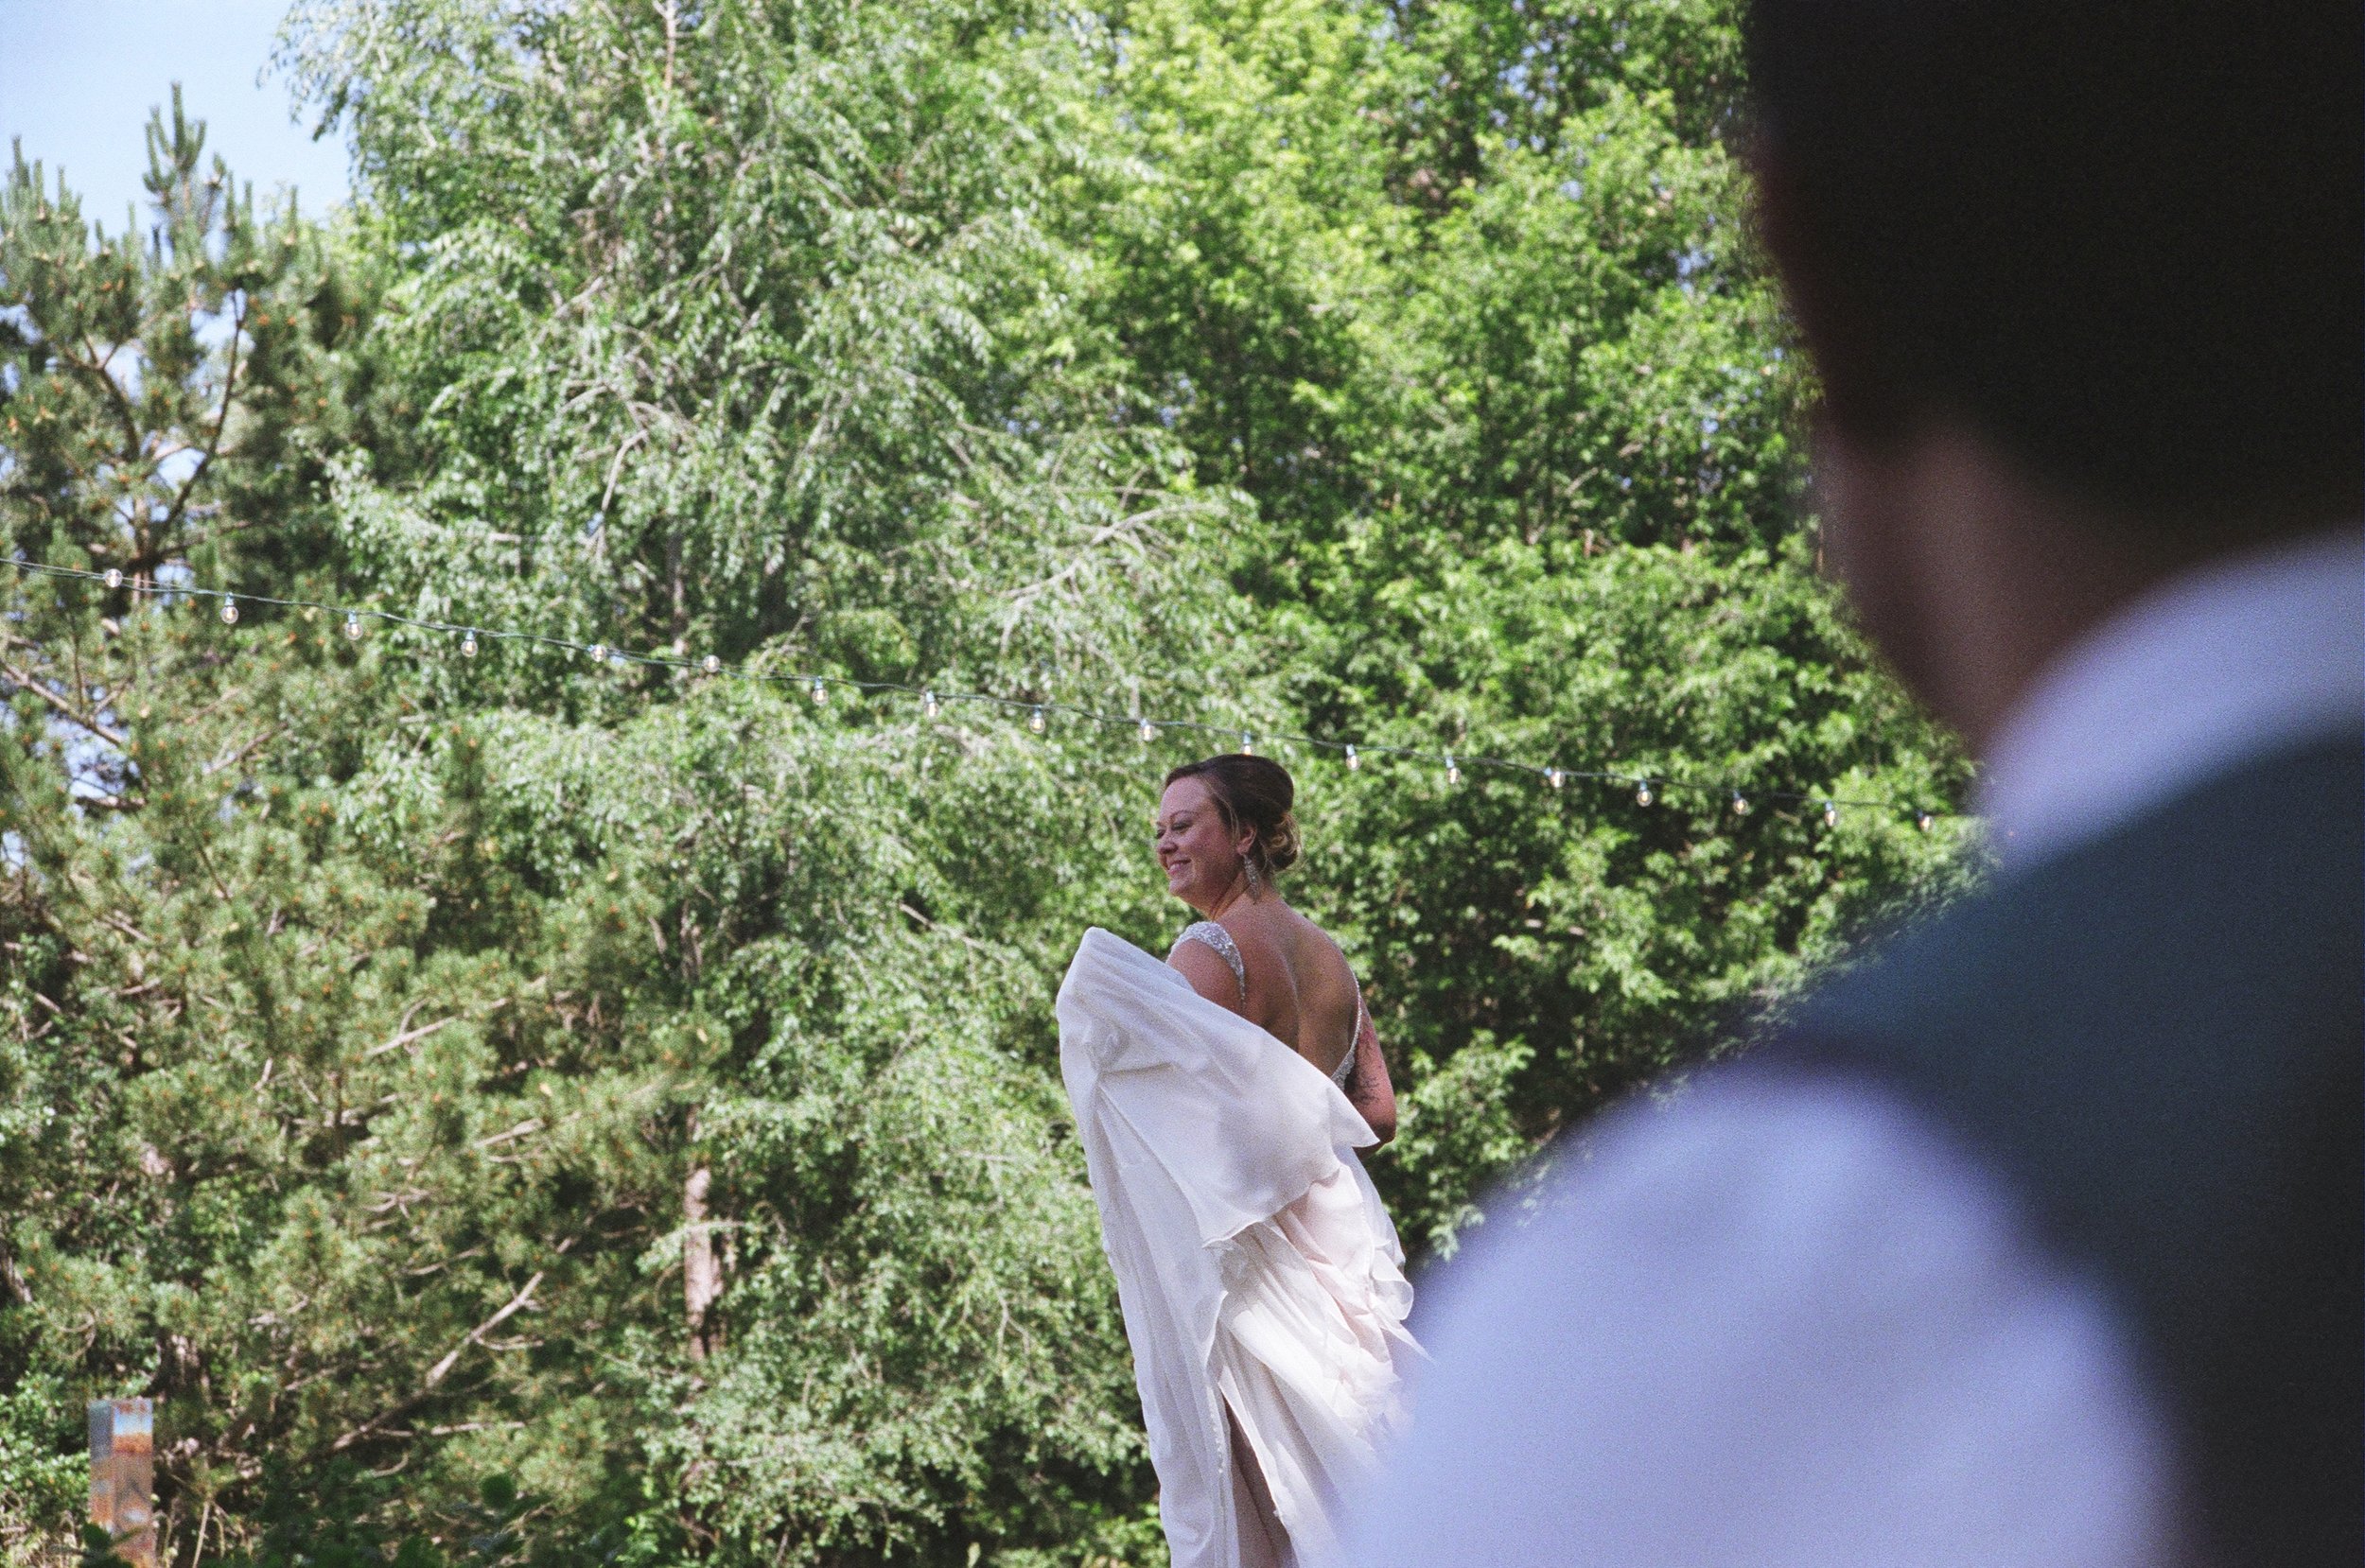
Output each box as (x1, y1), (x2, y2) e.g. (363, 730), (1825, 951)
(684, 1164), (721, 1361)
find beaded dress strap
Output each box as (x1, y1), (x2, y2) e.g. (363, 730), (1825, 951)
(1174, 920), (1248, 1003)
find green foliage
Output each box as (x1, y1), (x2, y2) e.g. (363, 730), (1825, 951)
(211, 1465), (529, 1567)
(279, 0), (1235, 712)
(0, 1378), (80, 1564)
(79, 1524), (135, 1568)
(2, 0), (1974, 1561)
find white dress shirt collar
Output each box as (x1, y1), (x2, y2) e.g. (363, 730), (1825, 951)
(1975, 525), (2365, 873)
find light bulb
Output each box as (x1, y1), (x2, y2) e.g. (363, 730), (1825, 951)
(1028, 705), (1047, 734)
(1823, 800), (1840, 828)
(1445, 755), (1461, 786)
(1138, 717), (1156, 743)
(461, 631), (480, 658)
(344, 612), (364, 640)
(1345, 744), (1359, 771)
(1546, 767), (1565, 789)
(103, 567), (123, 589)
(1917, 810), (1936, 832)
(1636, 779), (1655, 807)
(810, 676), (828, 705)
(218, 600), (238, 625)
(701, 653), (721, 674)
(1731, 791), (1751, 816)
(1240, 732), (1254, 756)
(921, 690), (940, 719)
(588, 643), (607, 663)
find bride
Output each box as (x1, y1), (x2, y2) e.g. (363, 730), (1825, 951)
(1057, 754), (1420, 1568)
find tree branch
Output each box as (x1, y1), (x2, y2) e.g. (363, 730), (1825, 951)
(328, 1269), (546, 1455)
(0, 652), (130, 749)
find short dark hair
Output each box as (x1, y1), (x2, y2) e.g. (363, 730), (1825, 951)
(1745, 0), (2360, 537)
(1164, 755), (1303, 876)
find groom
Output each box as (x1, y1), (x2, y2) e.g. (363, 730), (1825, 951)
(1356, 3), (2359, 1566)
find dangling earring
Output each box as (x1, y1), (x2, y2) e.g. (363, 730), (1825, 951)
(1242, 854), (1263, 898)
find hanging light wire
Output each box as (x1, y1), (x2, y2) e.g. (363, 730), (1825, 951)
(0, 557), (1952, 826)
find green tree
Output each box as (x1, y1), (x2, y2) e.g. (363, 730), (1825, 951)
(0, 90), (397, 1563)
(268, 0), (1237, 1555)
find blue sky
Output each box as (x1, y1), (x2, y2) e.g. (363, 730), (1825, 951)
(1, 0), (352, 234)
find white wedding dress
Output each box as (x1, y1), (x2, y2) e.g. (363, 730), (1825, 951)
(1058, 926), (1420, 1568)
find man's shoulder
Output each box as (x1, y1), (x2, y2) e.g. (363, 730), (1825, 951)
(1798, 730), (2362, 1058)
(1759, 729), (2361, 1327)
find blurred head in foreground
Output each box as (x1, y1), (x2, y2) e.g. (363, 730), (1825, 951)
(1746, 0), (2360, 747)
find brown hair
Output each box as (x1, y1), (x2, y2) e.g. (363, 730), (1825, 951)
(1164, 755), (1302, 876)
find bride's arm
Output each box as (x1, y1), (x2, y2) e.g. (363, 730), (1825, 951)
(1169, 939), (1250, 1015)
(1347, 1006), (1397, 1145)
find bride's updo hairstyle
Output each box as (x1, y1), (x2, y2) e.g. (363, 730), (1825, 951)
(1165, 755), (1302, 879)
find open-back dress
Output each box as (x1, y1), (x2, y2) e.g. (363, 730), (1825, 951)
(1057, 926), (1419, 1568)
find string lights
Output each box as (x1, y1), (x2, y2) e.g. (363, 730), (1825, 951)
(0, 557), (1953, 829)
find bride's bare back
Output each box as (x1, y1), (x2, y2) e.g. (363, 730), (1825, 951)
(1229, 902), (1360, 1077)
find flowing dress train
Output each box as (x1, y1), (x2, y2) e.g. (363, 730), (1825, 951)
(1058, 927), (1420, 1568)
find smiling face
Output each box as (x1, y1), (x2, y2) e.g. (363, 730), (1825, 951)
(1154, 775), (1253, 914)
